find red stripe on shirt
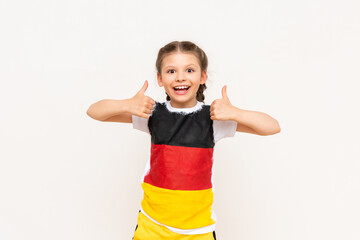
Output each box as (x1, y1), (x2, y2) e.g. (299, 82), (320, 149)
(144, 143), (214, 190)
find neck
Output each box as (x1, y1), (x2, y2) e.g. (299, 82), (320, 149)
(169, 99), (198, 108)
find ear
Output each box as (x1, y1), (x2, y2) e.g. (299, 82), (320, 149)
(157, 72), (164, 87)
(200, 70), (207, 85)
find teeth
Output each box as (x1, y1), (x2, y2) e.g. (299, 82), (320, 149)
(174, 86), (189, 90)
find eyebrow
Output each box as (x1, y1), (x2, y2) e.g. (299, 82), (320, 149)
(164, 64), (197, 68)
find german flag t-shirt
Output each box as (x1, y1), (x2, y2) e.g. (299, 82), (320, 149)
(132, 100), (237, 235)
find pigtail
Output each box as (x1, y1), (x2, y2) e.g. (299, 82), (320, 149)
(196, 84), (207, 102)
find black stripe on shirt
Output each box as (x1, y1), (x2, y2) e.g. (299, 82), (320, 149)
(148, 102), (215, 148)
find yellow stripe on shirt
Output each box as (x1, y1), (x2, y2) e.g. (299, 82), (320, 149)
(141, 182), (215, 229)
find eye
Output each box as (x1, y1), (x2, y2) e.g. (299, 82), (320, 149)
(167, 69), (175, 73)
(187, 68), (194, 73)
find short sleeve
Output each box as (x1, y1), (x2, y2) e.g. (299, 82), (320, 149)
(213, 120), (237, 143)
(132, 115), (150, 134)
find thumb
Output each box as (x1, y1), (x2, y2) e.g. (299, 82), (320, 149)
(221, 85), (229, 99)
(137, 80), (148, 95)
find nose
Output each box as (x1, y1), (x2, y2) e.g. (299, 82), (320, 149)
(176, 72), (185, 82)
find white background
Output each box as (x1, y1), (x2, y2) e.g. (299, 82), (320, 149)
(0, 0), (359, 239)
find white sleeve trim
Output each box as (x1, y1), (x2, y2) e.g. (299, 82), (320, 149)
(213, 120), (237, 143)
(132, 115), (150, 134)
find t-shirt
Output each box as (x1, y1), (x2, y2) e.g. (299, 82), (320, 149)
(132, 100), (237, 235)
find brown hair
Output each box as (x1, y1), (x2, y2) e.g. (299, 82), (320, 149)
(155, 41), (208, 103)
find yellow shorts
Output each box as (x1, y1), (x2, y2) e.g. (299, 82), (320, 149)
(132, 211), (217, 240)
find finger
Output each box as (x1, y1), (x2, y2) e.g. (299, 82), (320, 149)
(137, 80), (148, 95)
(147, 97), (156, 105)
(221, 85), (228, 99)
(143, 108), (152, 114)
(146, 103), (154, 110)
(210, 102), (219, 113)
(141, 113), (150, 119)
(210, 100), (216, 111)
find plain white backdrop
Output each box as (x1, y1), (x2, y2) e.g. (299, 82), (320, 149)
(0, 0), (359, 239)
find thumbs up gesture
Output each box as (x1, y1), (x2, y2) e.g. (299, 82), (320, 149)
(128, 80), (156, 119)
(210, 85), (236, 121)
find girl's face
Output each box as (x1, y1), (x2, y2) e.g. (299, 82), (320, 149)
(157, 52), (207, 108)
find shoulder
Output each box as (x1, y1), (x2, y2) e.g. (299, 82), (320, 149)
(202, 104), (210, 110)
(212, 119), (237, 143)
(150, 101), (166, 116)
(154, 101), (166, 109)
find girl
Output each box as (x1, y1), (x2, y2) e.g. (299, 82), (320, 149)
(87, 41), (281, 240)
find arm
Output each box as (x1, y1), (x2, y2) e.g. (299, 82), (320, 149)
(86, 80), (155, 123)
(210, 86), (281, 136)
(86, 99), (133, 122)
(231, 108), (280, 136)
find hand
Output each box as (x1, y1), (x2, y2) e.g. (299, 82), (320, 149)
(210, 85), (236, 121)
(128, 80), (156, 119)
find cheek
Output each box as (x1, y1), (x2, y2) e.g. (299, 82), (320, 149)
(161, 81), (171, 89)
(163, 77), (175, 85)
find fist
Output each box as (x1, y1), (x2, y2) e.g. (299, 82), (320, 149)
(129, 80), (156, 119)
(210, 85), (235, 121)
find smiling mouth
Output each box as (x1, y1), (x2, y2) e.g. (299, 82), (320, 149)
(174, 86), (190, 91)
(173, 85), (190, 95)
